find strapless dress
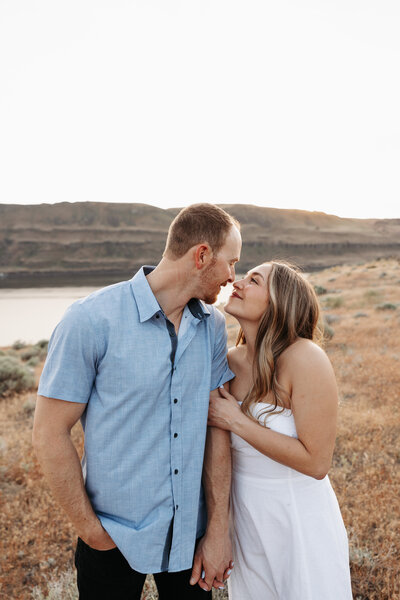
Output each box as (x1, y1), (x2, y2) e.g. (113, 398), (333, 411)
(228, 402), (353, 600)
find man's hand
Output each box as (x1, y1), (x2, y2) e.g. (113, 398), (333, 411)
(190, 530), (233, 591)
(83, 523), (117, 551)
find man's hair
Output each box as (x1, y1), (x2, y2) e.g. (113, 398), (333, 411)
(164, 203), (240, 259)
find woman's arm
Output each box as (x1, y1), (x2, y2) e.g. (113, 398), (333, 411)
(208, 343), (338, 480)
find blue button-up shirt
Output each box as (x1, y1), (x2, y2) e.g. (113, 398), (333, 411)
(38, 266), (234, 573)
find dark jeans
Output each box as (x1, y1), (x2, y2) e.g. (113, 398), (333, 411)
(74, 537), (213, 599)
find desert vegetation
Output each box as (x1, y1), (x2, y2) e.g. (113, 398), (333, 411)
(0, 258), (399, 599)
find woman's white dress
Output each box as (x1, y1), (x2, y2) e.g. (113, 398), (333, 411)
(229, 402), (353, 600)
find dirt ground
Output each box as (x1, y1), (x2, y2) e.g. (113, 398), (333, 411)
(0, 258), (399, 599)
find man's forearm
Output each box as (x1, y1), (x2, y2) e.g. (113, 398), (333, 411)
(202, 426), (231, 532)
(33, 430), (102, 543)
(190, 426), (232, 590)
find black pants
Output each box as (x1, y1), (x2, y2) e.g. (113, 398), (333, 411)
(75, 537), (213, 599)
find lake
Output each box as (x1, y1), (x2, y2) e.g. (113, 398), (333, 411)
(0, 283), (234, 347)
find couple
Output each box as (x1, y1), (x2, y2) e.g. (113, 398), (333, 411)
(33, 203), (352, 599)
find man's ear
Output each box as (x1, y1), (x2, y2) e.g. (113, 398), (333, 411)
(194, 244), (212, 270)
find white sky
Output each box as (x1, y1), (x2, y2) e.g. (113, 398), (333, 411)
(0, 0), (399, 219)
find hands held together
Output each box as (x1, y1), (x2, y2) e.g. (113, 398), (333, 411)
(190, 531), (234, 592)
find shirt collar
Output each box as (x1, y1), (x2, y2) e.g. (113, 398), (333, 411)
(130, 266), (211, 323)
(188, 298), (210, 319)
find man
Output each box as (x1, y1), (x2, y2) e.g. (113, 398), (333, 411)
(33, 203), (242, 599)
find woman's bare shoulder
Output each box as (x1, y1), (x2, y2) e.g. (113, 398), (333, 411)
(227, 345), (246, 369)
(281, 338), (333, 373)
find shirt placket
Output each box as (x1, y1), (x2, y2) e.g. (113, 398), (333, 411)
(164, 316), (182, 569)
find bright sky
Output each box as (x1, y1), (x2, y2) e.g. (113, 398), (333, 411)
(1, 1), (399, 219)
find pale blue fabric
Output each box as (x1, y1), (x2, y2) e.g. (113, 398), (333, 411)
(38, 266), (234, 573)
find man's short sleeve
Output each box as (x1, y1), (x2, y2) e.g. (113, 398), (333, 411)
(210, 308), (235, 391)
(38, 302), (99, 404)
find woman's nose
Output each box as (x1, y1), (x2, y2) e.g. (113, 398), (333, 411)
(233, 278), (244, 289)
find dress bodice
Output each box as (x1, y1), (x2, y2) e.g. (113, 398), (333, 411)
(231, 402), (305, 480)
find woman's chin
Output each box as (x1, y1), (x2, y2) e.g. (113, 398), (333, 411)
(224, 299), (239, 317)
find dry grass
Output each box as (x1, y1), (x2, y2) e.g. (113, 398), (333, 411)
(0, 258), (399, 599)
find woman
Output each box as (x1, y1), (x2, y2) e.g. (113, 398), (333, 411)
(208, 261), (353, 600)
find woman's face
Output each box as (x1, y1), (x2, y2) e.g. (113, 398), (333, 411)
(225, 263), (272, 322)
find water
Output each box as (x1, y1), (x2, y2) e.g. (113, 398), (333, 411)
(0, 283), (234, 347)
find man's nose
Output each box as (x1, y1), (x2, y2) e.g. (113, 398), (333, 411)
(228, 265), (236, 282)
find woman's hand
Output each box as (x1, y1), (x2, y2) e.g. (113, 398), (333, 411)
(208, 387), (244, 431)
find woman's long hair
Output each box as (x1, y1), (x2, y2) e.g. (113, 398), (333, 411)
(237, 260), (322, 421)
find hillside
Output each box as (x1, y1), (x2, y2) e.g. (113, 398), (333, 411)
(1, 202), (399, 286)
(0, 258), (399, 599)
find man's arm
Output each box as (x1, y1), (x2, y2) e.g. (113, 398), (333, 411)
(190, 389), (232, 592)
(32, 395), (115, 550)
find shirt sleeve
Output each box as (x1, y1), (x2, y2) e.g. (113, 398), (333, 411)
(210, 307), (235, 391)
(38, 301), (99, 404)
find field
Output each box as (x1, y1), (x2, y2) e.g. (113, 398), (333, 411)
(0, 258), (399, 599)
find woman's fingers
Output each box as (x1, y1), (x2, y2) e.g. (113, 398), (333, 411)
(223, 560), (234, 580)
(218, 386), (234, 400)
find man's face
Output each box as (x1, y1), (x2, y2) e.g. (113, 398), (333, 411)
(200, 225), (242, 304)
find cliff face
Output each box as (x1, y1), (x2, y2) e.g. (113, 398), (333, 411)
(1, 202), (399, 285)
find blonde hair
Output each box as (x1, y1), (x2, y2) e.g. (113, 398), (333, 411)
(237, 261), (322, 420)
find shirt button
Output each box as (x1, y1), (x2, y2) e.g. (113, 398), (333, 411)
(175, 505), (179, 510)
(174, 398), (178, 404)
(174, 433), (178, 438)
(156, 314), (160, 319)
(174, 469), (179, 475)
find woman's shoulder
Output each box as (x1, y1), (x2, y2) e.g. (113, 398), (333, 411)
(227, 344), (246, 368)
(278, 340), (337, 407)
(280, 338), (332, 374)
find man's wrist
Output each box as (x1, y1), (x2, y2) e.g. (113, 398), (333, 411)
(205, 517), (230, 538)
(80, 518), (104, 545)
